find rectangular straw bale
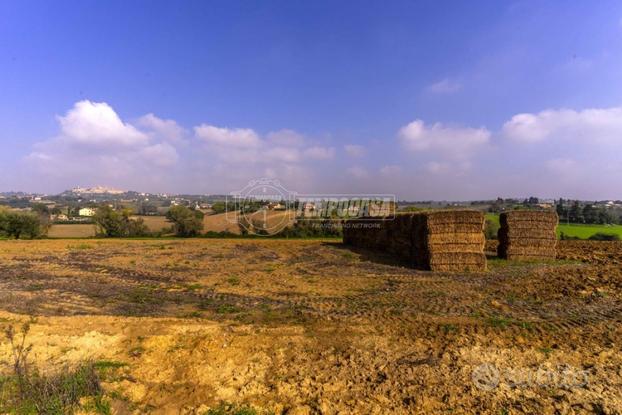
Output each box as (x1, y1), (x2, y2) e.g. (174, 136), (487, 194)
(498, 228), (558, 239)
(499, 210), (559, 226)
(498, 237), (558, 248)
(343, 210), (486, 271)
(497, 211), (558, 260)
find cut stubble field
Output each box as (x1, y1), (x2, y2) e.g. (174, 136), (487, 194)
(0, 238), (621, 414)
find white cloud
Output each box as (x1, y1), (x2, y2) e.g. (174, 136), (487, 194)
(425, 161), (472, 175)
(24, 101), (181, 190)
(344, 144), (366, 158)
(266, 129), (305, 146)
(304, 146), (335, 160)
(502, 107), (622, 143)
(346, 166), (369, 179)
(264, 146), (301, 163)
(399, 119), (490, 159)
(194, 124), (262, 148)
(426, 78), (462, 94)
(137, 113), (186, 143)
(58, 100), (149, 148)
(140, 143), (179, 166)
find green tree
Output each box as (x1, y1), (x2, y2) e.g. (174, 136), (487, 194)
(166, 205), (204, 237)
(582, 204), (597, 224)
(0, 209), (46, 239)
(211, 202), (228, 214)
(93, 206), (149, 237)
(555, 198), (567, 220)
(30, 203), (49, 216)
(569, 201), (582, 223)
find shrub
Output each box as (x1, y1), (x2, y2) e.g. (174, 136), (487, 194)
(484, 218), (499, 240)
(588, 232), (620, 241)
(559, 232), (580, 241)
(1, 322), (108, 414)
(279, 220), (342, 238)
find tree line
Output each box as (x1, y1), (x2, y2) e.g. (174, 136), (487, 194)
(555, 199), (620, 225)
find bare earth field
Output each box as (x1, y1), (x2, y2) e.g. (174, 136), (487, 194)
(0, 239), (621, 414)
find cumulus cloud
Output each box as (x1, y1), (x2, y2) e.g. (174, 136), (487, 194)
(21, 99), (622, 199)
(57, 100), (149, 148)
(502, 107), (622, 143)
(137, 113), (186, 143)
(426, 78), (462, 94)
(194, 124), (262, 148)
(304, 146), (335, 160)
(344, 144), (366, 158)
(264, 146), (301, 163)
(346, 166), (369, 179)
(23, 101), (181, 191)
(399, 120), (490, 160)
(266, 129), (305, 146)
(140, 143), (179, 166)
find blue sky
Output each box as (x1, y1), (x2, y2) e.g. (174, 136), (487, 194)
(1, 0), (621, 199)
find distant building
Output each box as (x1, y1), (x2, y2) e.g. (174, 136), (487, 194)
(267, 202), (286, 210)
(78, 207), (96, 217)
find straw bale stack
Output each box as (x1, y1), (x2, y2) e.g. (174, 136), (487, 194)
(343, 210), (486, 271)
(497, 210), (558, 260)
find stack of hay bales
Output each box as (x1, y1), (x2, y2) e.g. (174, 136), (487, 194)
(497, 211), (558, 260)
(415, 211), (487, 271)
(343, 210), (487, 271)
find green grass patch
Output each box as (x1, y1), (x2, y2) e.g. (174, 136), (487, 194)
(227, 276), (241, 286)
(204, 402), (270, 415)
(487, 315), (533, 330)
(557, 223), (622, 240)
(0, 363), (108, 415)
(216, 304), (242, 314)
(93, 360), (127, 370)
(440, 323), (458, 334)
(184, 283), (204, 291)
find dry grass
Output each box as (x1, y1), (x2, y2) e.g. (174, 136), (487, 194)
(47, 224), (97, 238)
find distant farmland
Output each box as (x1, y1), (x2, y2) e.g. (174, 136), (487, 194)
(46, 211), (291, 238)
(557, 223), (622, 239)
(47, 224), (96, 238)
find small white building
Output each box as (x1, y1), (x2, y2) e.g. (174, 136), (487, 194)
(79, 207), (96, 217)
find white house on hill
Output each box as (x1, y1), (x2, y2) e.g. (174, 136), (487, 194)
(78, 207), (96, 217)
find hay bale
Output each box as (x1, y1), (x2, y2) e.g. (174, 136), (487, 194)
(499, 211), (558, 226)
(343, 210), (487, 271)
(497, 211), (558, 260)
